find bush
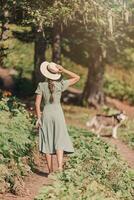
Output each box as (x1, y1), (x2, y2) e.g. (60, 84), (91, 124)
(118, 120), (134, 149)
(35, 127), (134, 200)
(104, 76), (134, 105)
(0, 93), (36, 193)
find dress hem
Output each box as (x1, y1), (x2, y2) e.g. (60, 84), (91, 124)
(39, 149), (74, 155)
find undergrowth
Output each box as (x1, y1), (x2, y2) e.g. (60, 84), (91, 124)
(0, 92), (36, 194)
(35, 127), (134, 200)
(104, 76), (134, 105)
(118, 120), (134, 150)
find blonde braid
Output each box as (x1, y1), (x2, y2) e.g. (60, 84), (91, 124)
(48, 79), (55, 103)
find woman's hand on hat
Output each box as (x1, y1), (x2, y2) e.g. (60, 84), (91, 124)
(36, 118), (42, 128)
(57, 65), (64, 73)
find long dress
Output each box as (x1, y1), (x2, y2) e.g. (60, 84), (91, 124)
(35, 79), (74, 154)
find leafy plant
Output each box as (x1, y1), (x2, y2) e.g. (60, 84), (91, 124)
(118, 120), (134, 149)
(104, 75), (134, 104)
(35, 127), (134, 200)
(0, 94), (36, 193)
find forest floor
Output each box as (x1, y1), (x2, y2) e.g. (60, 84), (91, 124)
(0, 94), (134, 200)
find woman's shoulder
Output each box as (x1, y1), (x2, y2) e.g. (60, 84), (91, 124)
(38, 81), (47, 87)
(55, 79), (68, 84)
(35, 81), (46, 94)
(56, 79), (70, 91)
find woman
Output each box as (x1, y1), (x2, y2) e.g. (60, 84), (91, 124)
(35, 61), (80, 173)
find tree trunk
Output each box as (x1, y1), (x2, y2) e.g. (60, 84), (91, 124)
(52, 24), (61, 64)
(82, 47), (105, 109)
(33, 25), (47, 86)
(0, 0), (9, 67)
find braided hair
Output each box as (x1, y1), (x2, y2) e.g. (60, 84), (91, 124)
(48, 79), (55, 103)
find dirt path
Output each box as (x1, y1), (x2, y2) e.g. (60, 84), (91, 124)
(0, 155), (63, 200)
(103, 137), (134, 168)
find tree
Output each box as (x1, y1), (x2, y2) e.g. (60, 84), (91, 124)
(22, 0), (80, 84)
(1, 0), (80, 85)
(62, 0), (131, 108)
(33, 23), (47, 85)
(1, 0), (132, 99)
(0, 0), (10, 66)
(0, 0), (24, 67)
(52, 23), (61, 64)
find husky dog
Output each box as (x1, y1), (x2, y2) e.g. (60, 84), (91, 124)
(86, 112), (127, 139)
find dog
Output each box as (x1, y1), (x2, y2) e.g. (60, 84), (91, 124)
(86, 112), (127, 139)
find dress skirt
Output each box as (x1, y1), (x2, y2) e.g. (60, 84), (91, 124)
(39, 103), (74, 154)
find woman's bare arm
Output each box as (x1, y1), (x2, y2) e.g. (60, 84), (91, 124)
(57, 66), (80, 86)
(35, 94), (42, 119)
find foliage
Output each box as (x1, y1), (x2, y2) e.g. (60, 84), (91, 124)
(62, 0), (129, 62)
(2, 24), (34, 73)
(104, 75), (134, 104)
(35, 127), (134, 200)
(24, 0), (77, 27)
(121, 48), (134, 68)
(0, 93), (36, 193)
(118, 120), (134, 150)
(59, 0), (133, 104)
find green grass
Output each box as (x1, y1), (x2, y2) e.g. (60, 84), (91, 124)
(104, 73), (134, 105)
(4, 24), (34, 78)
(35, 127), (134, 200)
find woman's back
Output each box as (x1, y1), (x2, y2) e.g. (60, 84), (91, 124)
(35, 79), (69, 105)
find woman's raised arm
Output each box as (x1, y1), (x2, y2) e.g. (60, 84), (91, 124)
(57, 65), (80, 86)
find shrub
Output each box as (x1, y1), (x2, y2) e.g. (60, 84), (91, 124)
(0, 93), (36, 193)
(104, 76), (134, 105)
(118, 120), (134, 149)
(35, 127), (134, 200)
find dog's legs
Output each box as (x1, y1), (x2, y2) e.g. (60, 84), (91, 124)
(112, 125), (118, 139)
(86, 117), (96, 127)
(96, 125), (103, 138)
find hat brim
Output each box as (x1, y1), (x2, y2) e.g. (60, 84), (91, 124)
(40, 61), (61, 80)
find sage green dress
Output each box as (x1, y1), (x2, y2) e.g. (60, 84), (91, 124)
(35, 79), (74, 155)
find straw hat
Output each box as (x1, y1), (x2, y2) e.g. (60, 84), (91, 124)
(40, 61), (61, 80)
